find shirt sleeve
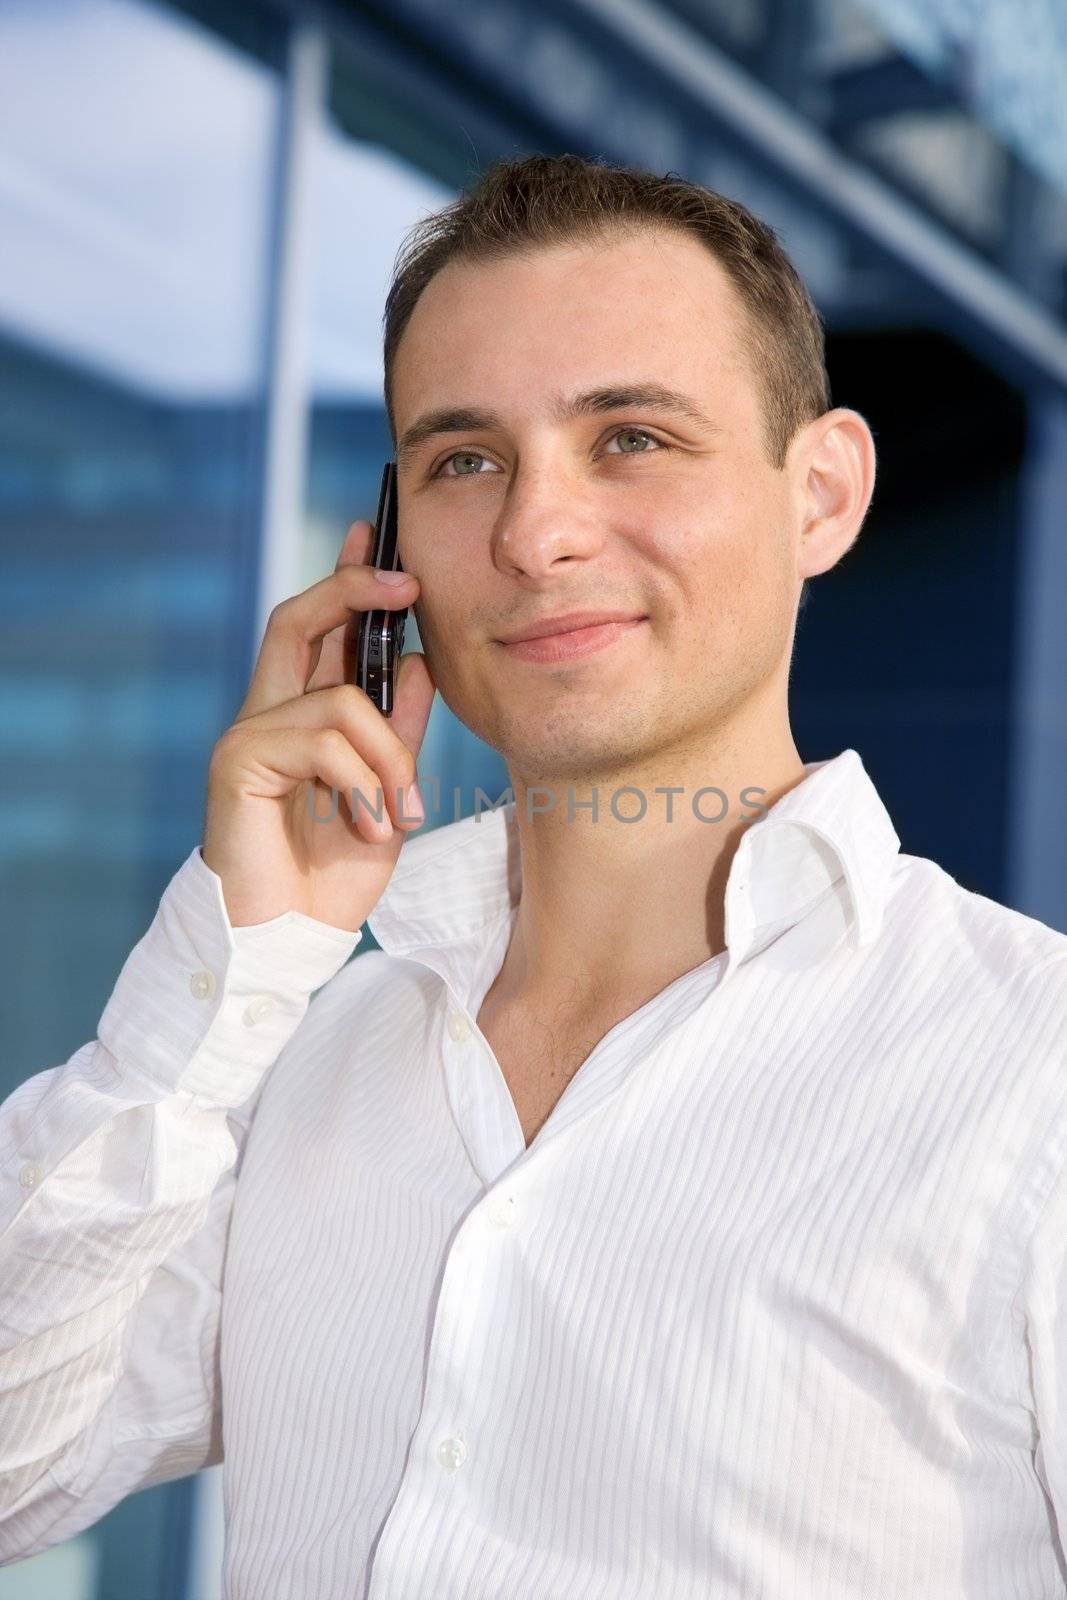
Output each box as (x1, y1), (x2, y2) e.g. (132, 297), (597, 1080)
(1012, 1123), (1067, 1553)
(0, 844), (361, 1563)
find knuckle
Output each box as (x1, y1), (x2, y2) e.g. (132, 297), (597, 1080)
(210, 727), (239, 767)
(208, 728), (246, 791)
(265, 597), (293, 632)
(332, 682), (376, 730)
(332, 681), (366, 712)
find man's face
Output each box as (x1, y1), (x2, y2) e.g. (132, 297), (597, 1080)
(390, 226), (804, 788)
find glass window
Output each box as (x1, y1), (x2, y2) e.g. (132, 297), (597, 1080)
(0, 0), (287, 1594)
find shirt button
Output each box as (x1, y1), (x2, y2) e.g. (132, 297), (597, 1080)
(437, 1435), (468, 1472)
(190, 969), (216, 1001)
(19, 1162), (41, 1190)
(447, 1012), (472, 1042)
(242, 995), (276, 1027)
(486, 1194), (516, 1230)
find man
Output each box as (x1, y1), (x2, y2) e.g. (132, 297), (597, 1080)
(2, 153), (1066, 1598)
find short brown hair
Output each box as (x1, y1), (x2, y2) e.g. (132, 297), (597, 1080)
(383, 152), (830, 472)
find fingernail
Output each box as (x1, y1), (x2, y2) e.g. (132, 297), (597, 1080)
(404, 782), (424, 823)
(377, 569), (413, 585)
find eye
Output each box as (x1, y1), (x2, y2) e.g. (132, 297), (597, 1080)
(433, 450), (500, 479)
(430, 426), (671, 479)
(604, 427), (668, 456)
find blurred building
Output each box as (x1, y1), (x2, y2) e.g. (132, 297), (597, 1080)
(1, 0), (1065, 1594)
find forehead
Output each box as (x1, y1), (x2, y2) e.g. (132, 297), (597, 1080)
(391, 226), (753, 422)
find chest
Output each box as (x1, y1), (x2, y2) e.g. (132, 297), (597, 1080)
(476, 1001), (621, 1148)
(221, 955), (1045, 1600)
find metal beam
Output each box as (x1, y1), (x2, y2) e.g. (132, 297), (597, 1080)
(253, 20), (328, 654)
(1006, 390), (1067, 936)
(563, 0), (1067, 386)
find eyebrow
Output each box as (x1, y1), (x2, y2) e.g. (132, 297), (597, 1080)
(395, 383), (724, 466)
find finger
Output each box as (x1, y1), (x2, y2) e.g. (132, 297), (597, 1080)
(389, 650), (437, 771)
(234, 679), (427, 828)
(336, 518), (374, 572)
(232, 724), (400, 844)
(305, 521), (375, 695)
(237, 556), (418, 720)
(303, 642), (435, 813)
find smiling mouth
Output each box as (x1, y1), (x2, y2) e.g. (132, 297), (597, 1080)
(497, 616), (648, 664)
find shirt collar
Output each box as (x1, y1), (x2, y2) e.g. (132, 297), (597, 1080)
(366, 748), (901, 990)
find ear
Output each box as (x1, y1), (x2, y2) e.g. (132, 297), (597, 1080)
(791, 408), (877, 582)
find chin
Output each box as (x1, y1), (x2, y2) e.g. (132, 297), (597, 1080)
(501, 723), (655, 788)
(439, 666), (662, 774)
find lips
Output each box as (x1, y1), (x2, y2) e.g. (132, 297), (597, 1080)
(497, 615), (648, 665)
(497, 611), (647, 644)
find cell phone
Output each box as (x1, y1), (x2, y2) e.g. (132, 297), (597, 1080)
(345, 461), (407, 717)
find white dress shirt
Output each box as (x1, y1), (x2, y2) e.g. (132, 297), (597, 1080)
(2, 747), (1067, 1598)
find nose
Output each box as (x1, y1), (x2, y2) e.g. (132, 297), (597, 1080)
(490, 465), (606, 581)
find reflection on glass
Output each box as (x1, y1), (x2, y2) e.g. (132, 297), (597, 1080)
(0, 0), (285, 1589)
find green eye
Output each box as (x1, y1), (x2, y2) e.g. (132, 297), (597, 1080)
(612, 428), (661, 453)
(433, 451), (492, 478)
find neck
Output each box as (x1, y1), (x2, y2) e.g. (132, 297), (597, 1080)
(493, 716), (808, 1016)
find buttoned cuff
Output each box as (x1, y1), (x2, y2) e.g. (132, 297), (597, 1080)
(98, 846), (362, 1109)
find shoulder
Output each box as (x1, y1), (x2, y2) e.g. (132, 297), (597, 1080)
(310, 942), (440, 1019)
(884, 852), (1067, 1032)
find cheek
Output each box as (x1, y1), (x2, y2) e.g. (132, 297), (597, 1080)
(408, 547), (453, 624)
(640, 502), (786, 669)
(639, 502), (751, 616)
(662, 478), (784, 593)
(411, 573), (471, 678)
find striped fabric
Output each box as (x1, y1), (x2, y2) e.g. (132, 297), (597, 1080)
(2, 747), (1067, 1598)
